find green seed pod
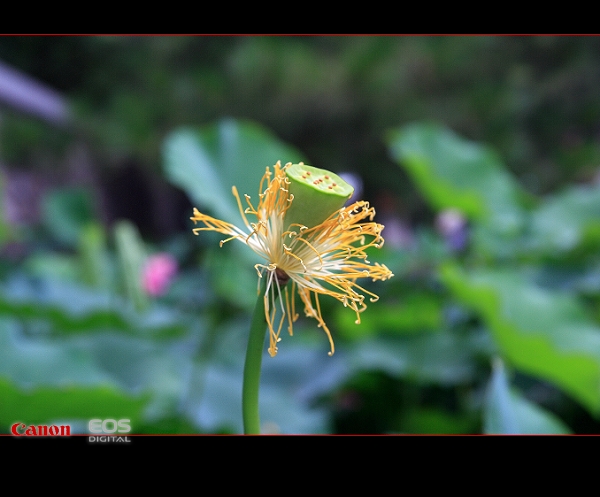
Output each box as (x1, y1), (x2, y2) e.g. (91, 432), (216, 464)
(284, 163), (354, 231)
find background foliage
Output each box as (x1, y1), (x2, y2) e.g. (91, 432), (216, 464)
(2, 36), (600, 434)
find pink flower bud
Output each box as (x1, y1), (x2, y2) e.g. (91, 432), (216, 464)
(142, 253), (178, 296)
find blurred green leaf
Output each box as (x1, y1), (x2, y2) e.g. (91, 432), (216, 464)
(346, 331), (491, 385)
(442, 263), (600, 415)
(0, 274), (186, 338)
(114, 220), (148, 311)
(485, 358), (518, 433)
(134, 415), (205, 434)
(484, 358), (571, 434)
(163, 118), (305, 226)
(401, 408), (478, 434)
(335, 293), (444, 339)
(23, 223), (115, 289)
(41, 188), (96, 247)
(0, 378), (149, 432)
(24, 253), (81, 283)
(528, 183), (600, 254)
(204, 246), (257, 311)
(79, 222), (114, 289)
(387, 122), (528, 235)
(0, 318), (195, 429)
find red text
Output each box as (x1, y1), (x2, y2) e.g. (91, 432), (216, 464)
(11, 423), (71, 437)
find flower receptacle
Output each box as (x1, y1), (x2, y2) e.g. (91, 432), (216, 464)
(284, 163), (353, 231)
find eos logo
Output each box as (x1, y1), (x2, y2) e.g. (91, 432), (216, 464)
(88, 419), (131, 434)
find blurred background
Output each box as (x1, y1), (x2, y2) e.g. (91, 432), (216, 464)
(2, 35), (600, 434)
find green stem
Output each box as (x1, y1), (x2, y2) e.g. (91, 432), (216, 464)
(242, 277), (270, 435)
